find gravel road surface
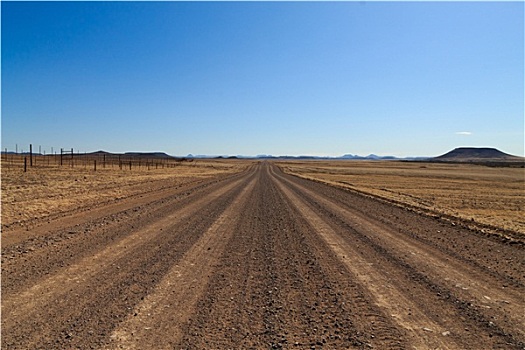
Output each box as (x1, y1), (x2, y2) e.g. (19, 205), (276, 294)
(2, 162), (523, 349)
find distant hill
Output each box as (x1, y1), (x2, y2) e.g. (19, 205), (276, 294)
(434, 147), (523, 162)
(340, 154), (399, 160)
(85, 151), (187, 160)
(124, 152), (174, 159)
(189, 153), (428, 160)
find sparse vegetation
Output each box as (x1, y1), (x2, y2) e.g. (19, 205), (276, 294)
(1, 156), (249, 229)
(279, 160), (525, 235)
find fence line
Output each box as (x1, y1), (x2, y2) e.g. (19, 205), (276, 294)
(2, 145), (190, 172)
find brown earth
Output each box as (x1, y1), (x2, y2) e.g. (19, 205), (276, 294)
(1, 158), (244, 234)
(279, 160), (525, 236)
(2, 162), (524, 349)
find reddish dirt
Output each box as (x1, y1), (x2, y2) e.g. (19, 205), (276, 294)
(2, 162), (524, 349)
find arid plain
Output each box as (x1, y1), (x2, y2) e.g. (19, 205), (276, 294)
(2, 157), (524, 349)
(279, 160), (525, 237)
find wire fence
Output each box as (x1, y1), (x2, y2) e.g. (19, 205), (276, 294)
(2, 145), (189, 172)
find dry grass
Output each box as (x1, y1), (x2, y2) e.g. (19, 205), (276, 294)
(279, 160), (525, 234)
(1, 157), (249, 228)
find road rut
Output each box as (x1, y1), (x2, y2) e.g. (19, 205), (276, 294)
(2, 162), (523, 349)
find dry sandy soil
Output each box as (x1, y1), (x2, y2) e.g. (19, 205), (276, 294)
(279, 160), (525, 237)
(2, 161), (524, 349)
(1, 158), (244, 233)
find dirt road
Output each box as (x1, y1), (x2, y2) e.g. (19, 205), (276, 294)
(2, 162), (524, 349)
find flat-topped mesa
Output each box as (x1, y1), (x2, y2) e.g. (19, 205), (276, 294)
(434, 147), (522, 161)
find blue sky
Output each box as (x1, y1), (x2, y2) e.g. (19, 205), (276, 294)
(2, 1), (523, 157)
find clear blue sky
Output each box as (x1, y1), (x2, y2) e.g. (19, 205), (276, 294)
(2, 1), (524, 157)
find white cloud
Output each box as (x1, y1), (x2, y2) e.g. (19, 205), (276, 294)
(456, 131), (472, 135)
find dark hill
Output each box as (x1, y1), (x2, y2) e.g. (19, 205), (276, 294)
(124, 152), (174, 159)
(434, 147), (523, 161)
(82, 151), (188, 161)
(85, 151), (175, 159)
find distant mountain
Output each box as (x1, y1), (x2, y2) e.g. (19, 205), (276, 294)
(339, 154), (407, 160)
(84, 151), (184, 160)
(434, 147), (522, 161)
(124, 152), (174, 159)
(91, 150), (111, 155)
(341, 154), (357, 159)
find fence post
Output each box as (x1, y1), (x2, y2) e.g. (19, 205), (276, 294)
(94, 160), (97, 171)
(60, 148), (63, 166)
(30, 144), (33, 167)
(24, 157), (27, 172)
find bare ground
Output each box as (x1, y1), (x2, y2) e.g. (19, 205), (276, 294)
(2, 162), (524, 349)
(278, 160), (525, 235)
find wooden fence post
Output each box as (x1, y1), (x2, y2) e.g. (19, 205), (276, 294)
(94, 160), (97, 171)
(24, 157), (27, 172)
(30, 144), (33, 167)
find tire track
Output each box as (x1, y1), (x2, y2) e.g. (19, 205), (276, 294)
(177, 163), (406, 349)
(2, 165), (254, 246)
(104, 176), (257, 349)
(277, 169), (525, 336)
(272, 171), (460, 349)
(272, 165), (525, 349)
(3, 161), (523, 349)
(2, 166), (253, 295)
(280, 166), (524, 288)
(2, 168), (256, 349)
